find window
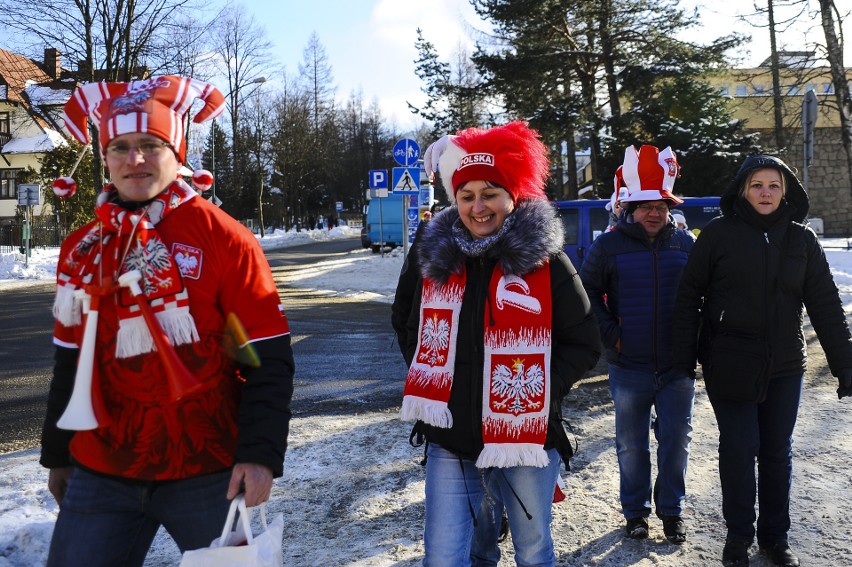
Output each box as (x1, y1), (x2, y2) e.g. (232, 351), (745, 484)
(0, 169), (23, 199)
(752, 85), (767, 96)
(821, 83), (834, 94)
(0, 112), (9, 146)
(719, 86), (730, 96)
(735, 85), (747, 97)
(558, 209), (579, 245)
(786, 85), (801, 95)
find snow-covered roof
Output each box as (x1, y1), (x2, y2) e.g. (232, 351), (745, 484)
(1, 129), (67, 153)
(23, 83), (72, 106)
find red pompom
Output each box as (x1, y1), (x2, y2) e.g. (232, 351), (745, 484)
(191, 169), (214, 192)
(52, 177), (77, 198)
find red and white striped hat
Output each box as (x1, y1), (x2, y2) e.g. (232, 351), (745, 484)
(63, 75), (225, 163)
(619, 145), (683, 204)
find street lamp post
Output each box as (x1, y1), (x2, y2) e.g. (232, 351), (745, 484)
(254, 81), (267, 237)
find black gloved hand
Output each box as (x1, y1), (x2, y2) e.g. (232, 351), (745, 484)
(838, 368), (852, 400)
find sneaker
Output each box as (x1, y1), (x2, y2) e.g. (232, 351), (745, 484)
(759, 543), (800, 567)
(659, 515), (686, 544)
(625, 517), (649, 539)
(722, 538), (751, 567)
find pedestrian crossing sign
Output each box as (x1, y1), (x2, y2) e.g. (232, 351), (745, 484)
(392, 167), (420, 195)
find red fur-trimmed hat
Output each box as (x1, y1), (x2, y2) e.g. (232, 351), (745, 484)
(437, 121), (549, 203)
(619, 145), (683, 205)
(62, 75), (225, 163)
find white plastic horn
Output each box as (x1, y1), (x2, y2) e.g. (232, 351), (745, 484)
(57, 289), (99, 430)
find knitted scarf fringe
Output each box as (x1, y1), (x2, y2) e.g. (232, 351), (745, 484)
(476, 443), (550, 469)
(114, 310), (200, 359)
(400, 396), (453, 429)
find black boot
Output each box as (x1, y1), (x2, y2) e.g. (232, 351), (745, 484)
(625, 517), (649, 539)
(659, 515), (686, 544)
(760, 543), (800, 567)
(722, 538), (750, 566)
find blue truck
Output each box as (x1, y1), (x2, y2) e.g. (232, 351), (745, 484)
(554, 196), (722, 268)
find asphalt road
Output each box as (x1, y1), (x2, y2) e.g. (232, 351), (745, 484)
(0, 237), (408, 454)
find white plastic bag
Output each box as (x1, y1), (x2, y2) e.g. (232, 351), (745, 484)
(179, 495), (284, 567)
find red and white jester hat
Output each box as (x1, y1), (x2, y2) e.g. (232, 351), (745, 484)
(62, 75), (226, 164)
(605, 166), (628, 211)
(619, 145), (683, 205)
(437, 121), (549, 203)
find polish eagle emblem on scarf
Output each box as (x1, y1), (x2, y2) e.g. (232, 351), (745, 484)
(417, 308), (452, 366)
(490, 354), (546, 415)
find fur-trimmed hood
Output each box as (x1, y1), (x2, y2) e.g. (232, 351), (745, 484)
(414, 198), (565, 284)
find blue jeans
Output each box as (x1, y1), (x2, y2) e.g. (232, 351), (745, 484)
(608, 365), (694, 520)
(424, 443), (560, 567)
(709, 374), (803, 546)
(47, 467), (232, 567)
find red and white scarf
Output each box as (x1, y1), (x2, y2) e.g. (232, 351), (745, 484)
(401, 263), (552, 468)
(53, 179), (200, 357)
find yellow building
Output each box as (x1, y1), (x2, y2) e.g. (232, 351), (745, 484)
(706, 52), (852, 235)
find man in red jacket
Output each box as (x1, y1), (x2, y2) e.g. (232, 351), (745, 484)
(40, 75), (294, 567)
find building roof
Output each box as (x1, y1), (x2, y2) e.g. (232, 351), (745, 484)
(0, 47), (74, 148)
(758, 51), (819, 69)
(0, 48), (53, 106)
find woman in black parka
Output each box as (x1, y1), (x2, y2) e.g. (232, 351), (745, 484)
(673, 155), (852, 567)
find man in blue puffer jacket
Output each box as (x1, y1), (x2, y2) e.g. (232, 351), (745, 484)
(579, 145), (696, 545)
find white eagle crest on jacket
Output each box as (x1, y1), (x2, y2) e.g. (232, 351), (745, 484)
(491, 357), (545, 414)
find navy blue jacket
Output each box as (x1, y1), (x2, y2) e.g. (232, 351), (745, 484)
(580, 218), (695, 373)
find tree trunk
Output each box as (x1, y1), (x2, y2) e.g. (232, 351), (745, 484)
(767, 0), (786, 150)
(818, 0), (852, 201)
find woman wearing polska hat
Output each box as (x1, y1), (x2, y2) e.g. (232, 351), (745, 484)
(673, 155), (852, 567)
(391, 122), (601, 565)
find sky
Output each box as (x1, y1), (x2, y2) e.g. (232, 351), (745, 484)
(0, 230), (851, 565)
(229, 0), (852, 132)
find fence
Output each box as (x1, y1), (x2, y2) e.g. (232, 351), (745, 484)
(0, 218), (64, 254)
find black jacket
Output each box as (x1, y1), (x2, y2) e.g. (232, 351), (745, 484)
(391, 199), (601, 460)
(673, 155), (852, 381)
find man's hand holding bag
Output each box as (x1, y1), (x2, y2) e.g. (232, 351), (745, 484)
(179, 494), (284, 567)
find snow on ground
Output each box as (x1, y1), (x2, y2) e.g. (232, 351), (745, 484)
(0, 232), (850, 566)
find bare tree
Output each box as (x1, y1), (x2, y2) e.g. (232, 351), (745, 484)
(298, 32), (336, 132)
(0, 0), (207, 191)
(209, 3), (275, 217)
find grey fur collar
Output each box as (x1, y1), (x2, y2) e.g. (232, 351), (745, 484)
(415, 199), (565, 284)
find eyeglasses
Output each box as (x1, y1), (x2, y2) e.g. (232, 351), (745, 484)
(636, 204), (669, 214)
(105, 140), (171, 157)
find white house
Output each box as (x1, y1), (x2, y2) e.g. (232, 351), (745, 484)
(0, 47), (74, 220)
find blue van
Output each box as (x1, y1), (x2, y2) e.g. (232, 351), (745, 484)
(554, 196), (721, 268)
(365, 192), (406, 253)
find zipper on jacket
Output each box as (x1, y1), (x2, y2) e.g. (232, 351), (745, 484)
(651, 242), (660, 371)
(471, 257), (488, 439)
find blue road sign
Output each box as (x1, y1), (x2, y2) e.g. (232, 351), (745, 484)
(392, 167), (420, 195)
(369, 169), (388, 189)
(393, 139), (421, 167)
